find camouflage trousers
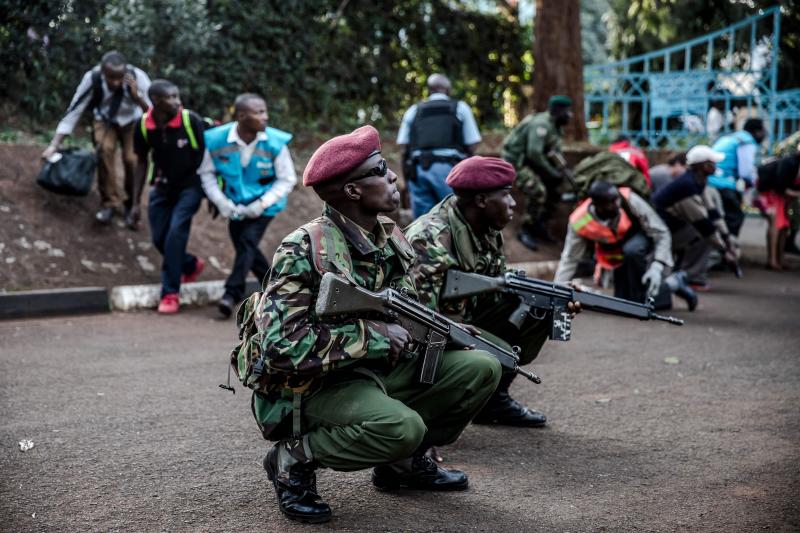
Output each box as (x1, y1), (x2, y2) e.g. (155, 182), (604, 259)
(257, 349), (501, 472)
(515, 166), (561, 227)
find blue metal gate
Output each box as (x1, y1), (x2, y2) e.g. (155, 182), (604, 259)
(583, 6), (799, 152)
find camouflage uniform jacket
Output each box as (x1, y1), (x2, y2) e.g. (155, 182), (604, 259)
(252, 203), (418, 437)
(405, 195), (505, 321)
(501, 111), (563, 181)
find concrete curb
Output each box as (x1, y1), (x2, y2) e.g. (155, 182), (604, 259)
(0, 279), (262, 320)
(109, 279), (261, 311)
(507, 260), (559, 278)
(0, 260), (559, 320)
(0, 219), (791, 320)
(0, 287), (109, 319)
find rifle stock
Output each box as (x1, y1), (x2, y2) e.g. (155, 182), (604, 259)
(547, 149), (579, 202)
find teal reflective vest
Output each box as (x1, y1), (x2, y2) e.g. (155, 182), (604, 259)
(204, 123), (293, 217)
(709, 131), (756, 190)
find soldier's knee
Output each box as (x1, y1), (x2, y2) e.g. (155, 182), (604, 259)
(454, 350), (502, 389)
(476, 352), (503, 388)
(380, 411), (426, 461)
(621, 234), (648, 258)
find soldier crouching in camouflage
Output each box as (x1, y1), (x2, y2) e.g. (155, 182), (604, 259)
(502, 95), (573, 251)
(405, 157), (576, 428)
(247, 126), (501, 523)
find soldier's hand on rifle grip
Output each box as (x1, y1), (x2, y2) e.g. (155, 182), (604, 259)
(567, 283), (583, 318)
(385, 322), (412, 368)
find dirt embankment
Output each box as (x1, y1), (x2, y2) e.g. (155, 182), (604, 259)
(1, 133), (597, 292)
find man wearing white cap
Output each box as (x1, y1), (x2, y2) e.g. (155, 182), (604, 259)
(652, 145), (739, 288)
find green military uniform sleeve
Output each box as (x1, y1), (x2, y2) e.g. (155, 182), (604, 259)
(256, 232), (391, 377)
(406, 226), (457, 312)
(525, 116), (562, 181)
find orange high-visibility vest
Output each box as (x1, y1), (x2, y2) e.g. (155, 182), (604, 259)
(569, 187), (635, 270)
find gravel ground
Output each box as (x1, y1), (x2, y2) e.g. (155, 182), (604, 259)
(1, 267), (798, 532)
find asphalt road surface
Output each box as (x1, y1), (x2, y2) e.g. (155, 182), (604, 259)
(1, 267), (799, 532)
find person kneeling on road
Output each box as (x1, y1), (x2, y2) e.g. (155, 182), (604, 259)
(653, 145), (740, 290)
(555, 180), (698, 311)
(131, 79), (206, 314)
(246, 126), (501, 523)
(406, 156), (574, 428)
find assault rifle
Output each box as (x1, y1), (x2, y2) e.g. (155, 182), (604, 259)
(547, 149), (579, 202)
(443, 270), (684, 342)
(315, 272), (541, 386)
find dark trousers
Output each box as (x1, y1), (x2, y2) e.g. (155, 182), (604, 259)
(225, 216), (273, 302)
(718, 188), (744, 236)
(613, 232), (672, 308)
(148, 184), (204, 297)
(671, 225), (711, 285)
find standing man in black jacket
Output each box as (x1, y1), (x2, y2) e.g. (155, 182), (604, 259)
(131, 79), (206, 314)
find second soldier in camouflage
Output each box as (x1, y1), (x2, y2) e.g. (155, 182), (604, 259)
(406, 156), (560, 427)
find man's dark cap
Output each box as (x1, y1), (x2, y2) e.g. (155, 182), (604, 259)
(548, 95), (573, 108)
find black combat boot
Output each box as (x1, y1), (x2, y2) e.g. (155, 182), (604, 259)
(372, 454), (469, 492)
(517, 224), (540, 251)
(473, 372), (547, 427)
(263, 438), (331, 524)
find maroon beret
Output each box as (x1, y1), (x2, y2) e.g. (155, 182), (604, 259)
(303, 125), (382, 186)
(445, 156), (516, 190)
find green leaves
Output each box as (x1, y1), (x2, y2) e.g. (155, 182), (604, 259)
(1, 0), (527, 132)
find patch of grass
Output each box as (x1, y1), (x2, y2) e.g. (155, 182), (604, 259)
(0, 129), (20, 143)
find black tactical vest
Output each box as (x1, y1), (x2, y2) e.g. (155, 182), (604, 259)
(407, 99), (466, 153)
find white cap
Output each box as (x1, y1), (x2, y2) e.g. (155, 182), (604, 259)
(686, 145), (725, 165)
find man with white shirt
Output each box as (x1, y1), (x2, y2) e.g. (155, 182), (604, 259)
(42, 51), (151, 224)
(397, 74), (481, 218)
(199, 93), (297, 317)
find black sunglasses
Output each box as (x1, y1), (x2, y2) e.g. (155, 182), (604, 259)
(346, 155), (388, 183)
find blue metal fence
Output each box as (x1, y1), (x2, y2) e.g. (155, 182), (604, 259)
(584, 6), (799, 152)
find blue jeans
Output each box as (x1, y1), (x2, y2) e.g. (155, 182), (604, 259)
(408, 161), (455, 219)
(148, 184), (204, 297)
(225, 216), (273, 303)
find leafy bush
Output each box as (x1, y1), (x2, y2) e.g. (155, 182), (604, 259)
(0, 0), (527, 134)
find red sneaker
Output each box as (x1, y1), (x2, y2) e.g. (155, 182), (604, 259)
(181, 257), (205, 284)
(158, 293), (180, 314)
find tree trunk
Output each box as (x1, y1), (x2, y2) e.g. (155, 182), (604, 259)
(533, 0), (588, 142)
